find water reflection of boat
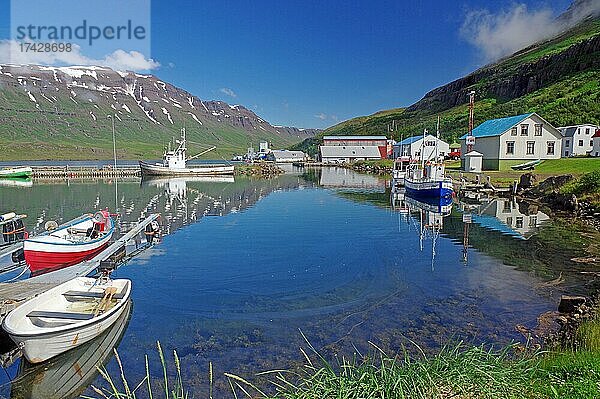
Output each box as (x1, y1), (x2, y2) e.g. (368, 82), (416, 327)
(404, 194), (453, 269)
(0, 178), (33, 188)
(10, 300), (132, 399)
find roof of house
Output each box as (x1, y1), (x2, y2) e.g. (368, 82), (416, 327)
(270, 150), (305, 159)
(560, 126), (578, 138)
(320, 145), (383, 158)
(322, 136), (387, 141)
(460, 113), (533, 139)
(395, 134), (445, 146)
(593, 129), (600, 139)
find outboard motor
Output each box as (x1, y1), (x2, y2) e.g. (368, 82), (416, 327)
(11, 248), (25, 263)
(144, 220), (161, 244)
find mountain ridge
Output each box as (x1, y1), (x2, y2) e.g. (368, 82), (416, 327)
(0, 64), (318, 160)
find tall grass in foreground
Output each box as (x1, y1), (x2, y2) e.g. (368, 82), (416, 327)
(227, 338), (541, 399)
(84, 341), (189, 399)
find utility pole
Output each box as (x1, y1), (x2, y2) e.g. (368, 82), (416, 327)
(467, 91), (475, 153)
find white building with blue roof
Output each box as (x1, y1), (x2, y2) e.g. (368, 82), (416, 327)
(392, 134), (449, 161)
(459, 113), (562, 170)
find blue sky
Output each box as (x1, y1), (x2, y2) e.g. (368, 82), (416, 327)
(0, 0), (576, 128)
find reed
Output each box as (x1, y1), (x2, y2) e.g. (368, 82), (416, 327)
(84, 341), (188, 399)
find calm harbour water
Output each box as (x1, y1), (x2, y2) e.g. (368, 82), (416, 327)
(0, 167), (591, 398)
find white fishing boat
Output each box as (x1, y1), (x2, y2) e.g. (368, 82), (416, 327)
(139, 128), (234, 176)
(2, 276), (131, 363)
(404, 123), (453, 199)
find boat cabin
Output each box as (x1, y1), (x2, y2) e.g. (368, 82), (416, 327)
(0, 213), (27, 247)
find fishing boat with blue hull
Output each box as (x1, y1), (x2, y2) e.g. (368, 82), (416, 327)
(403, 125), (454, 199)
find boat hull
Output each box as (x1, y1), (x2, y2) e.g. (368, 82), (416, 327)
(24, 215), (114, 274)
(139, 161), (234, 176)
(24, 243), (109, 275)
(0, 166), (32, 179)
(2, 277), (131, 363)
(404, 180), (453, 199)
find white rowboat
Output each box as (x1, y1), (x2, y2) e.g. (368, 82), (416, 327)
(2, 277), (131, 363)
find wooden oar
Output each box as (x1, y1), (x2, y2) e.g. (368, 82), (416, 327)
(93, 287), (117, 317)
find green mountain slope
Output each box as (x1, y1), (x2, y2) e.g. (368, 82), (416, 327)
(311, 16), (600, 152)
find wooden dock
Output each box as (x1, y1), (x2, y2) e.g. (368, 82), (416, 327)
(32, 165), (140, 179)
(0, 213), (160, 321)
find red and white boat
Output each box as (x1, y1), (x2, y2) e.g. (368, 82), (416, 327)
(24, 211), (114, 275)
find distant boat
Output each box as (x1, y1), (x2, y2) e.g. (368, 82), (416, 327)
(139, 128), (234, 176)
(0, 166), (32, 179)
(510, 159), (542, 170)
(2, 276), (131, 363)
(404, 127), (453, 199)
(23, 211), (114, 275)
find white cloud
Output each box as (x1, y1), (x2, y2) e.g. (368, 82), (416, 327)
(0, 40), (159, 71)
(461, 1), (600, 62)
(219, 87), (237, 98)
(315, 113), (338, 122)
(460, 4), (555, 62)
(314, 113), (327, 120)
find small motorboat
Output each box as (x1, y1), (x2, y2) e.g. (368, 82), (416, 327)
(10, 300), (132, 399)
(511, 159), (542, 170)
(2, 276), (132, 363)
(0, 166), (32, 179)
(24, 211), (114, 275)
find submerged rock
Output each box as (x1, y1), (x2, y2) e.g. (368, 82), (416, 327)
(558, 295), (587, 314)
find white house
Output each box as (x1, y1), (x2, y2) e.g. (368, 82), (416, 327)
(592, 129), (600, 157)
(320, 146), (383, 163)
(266, 150), (307, 162)
(392, 134), (450, 161)
(459, 113), (562, 170)
(559, 124), (600, 157)
(320, 135), (388, 163)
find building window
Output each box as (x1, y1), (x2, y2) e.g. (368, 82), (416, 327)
(506, 141), (515, 155)
(516, 217), (524, 228)
(526, 141), (535, 155)
(586, 128), (590, 135)
(535, 124), (542, 136)
(579, 140), (584, 147)
(502, 201), (512, 213)
(547, 141), (555, 155)
(566, 139), (570, 147)
(565, 151), (569, 157)
(529, 216), (537, 227)
(591, 141), (594, 147)
(506, 217), (513, 226)
(511, 127), (517, 136)
(521, 124), (528, 136)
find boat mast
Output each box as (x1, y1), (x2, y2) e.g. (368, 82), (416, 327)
(436, 116), (440, 163)
(421, 128), (427, 169)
